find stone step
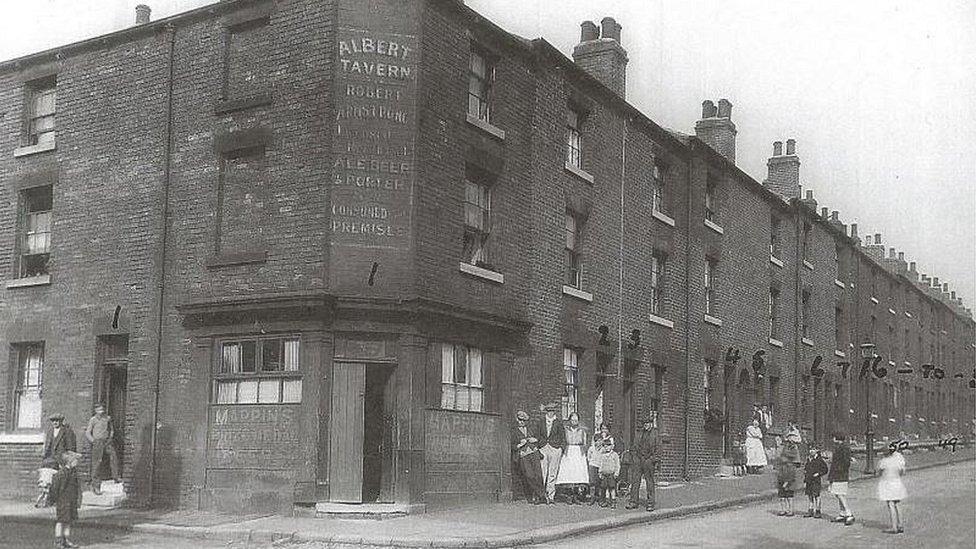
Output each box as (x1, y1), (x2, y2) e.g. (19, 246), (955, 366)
(312, 502), (425, 520)
(82, 480), (126, 508)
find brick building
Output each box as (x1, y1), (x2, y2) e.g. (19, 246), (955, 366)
(0, 0), (972, 513)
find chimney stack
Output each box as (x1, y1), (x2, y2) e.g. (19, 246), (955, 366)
(135, 4), (151, 24)
(764, 138), (800, 200)
(695, 98), (737, 164)
(864, 232), (884, 261)
(850, 223), (859, 241)
(573, 18), (628, 98)
(801, 189), (817, 210)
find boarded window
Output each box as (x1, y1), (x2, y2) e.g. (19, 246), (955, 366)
(225, 17), (272, 99)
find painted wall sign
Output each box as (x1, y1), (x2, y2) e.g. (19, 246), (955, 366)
(426, 410), (502, 466)
(208, 405), (305, 469)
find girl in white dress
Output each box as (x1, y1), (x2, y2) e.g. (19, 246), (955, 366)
(877, 445), (907, 534)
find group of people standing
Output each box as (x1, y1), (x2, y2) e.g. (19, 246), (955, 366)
(511, 405), (661, 511)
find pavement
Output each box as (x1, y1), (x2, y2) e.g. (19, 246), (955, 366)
(0, 446), (970, 549)
(533, 459), (976, 548)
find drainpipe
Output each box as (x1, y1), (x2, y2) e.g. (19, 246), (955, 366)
(149, 22), (177, 507)
(681, 150), (694, 481)
(793, 208), (801, 427)
(617, 120), (627, 381)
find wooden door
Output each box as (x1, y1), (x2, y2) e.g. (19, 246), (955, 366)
(329, 362), (365, 503)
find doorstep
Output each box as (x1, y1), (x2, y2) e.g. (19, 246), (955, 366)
(311, 502), (426, 520)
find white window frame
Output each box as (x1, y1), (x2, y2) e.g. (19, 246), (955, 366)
(704, 177), (716, 222)
(769, 287), (780, 339)
(467, 50), (493, 123)
(12, 343), (44, 430)
(651, 163), (666, 215)
(566, 107), (582, 168)
(27, 82), (56, 147)
(565, 211), (583, 289)
(213, 336), (302, 405)
(19, 186), (53, 279)
(562, 347), (579, 420)
(462, 179), (491, 267)
(704, 258), (716, 316)
(650, 252), (666, 316)
(440, 343), (484, 412)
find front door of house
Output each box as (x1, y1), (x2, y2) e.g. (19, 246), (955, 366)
(329, 362), (366, 502)
(95, 335), (128, 475)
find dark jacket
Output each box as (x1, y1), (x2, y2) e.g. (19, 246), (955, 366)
(511, 422), (540, 458)
(42, 424), (77, 463)
(804, 456), (828, 485)
(827, 443), (852, 481)
(49, 467), (80, 523)
(536, 416), (566, 449)
(633, 427), (661, 463)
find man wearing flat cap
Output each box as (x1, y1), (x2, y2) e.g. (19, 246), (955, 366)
(511, 410), (545, 504)
(42, 412), (78, 465)
(536, 403), (566, 504)
(626, 412), (661, 511)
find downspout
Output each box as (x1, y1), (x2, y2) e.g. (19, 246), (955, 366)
(793, 207), (801, 427)
(682, 149), (693, 480)
(616, 120), (627, 392)
(149, 22), (177, 507)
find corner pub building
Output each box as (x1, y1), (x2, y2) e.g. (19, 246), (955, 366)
(0, 0), (972, 514)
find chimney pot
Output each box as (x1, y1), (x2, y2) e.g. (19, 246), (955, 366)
(831, 210), (839, 220)
(600, 17), (621, 42)
(702, 100), (717, 118)
(773, 141), (783, 156)
(785, 138), (796, 155)
(943, 283), (949, 292)
(933, 277), (940, 287)
(580, 20), (599, 42)
(717, 98), (733, 119)
(874, 233), (881, 244)
(898, 252), (904, 261)
(850, 223), (858, 238)
(135, 4), (151, 24)
(909, 261), (916, 271)
(805, 190), (814, 200)
(865, 235), (872, 245)
(951, 291), (957, 300)
(821, 207), (828, 218)
(889, 247), (896, 258)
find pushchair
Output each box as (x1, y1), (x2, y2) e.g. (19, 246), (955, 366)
(35, 458), (58, 508)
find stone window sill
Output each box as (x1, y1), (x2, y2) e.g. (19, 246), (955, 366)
(834, 279), (846, 289)
(905, 311), (913, 318)
(768, 337), (784, 348)
(888, 308), (896, 316)
(564, 161), (594, 184)
(802, 337), (815, 347)
(0, 432), (44, 444)
(769, 255), (784, 268)
(6, 274), (51, 289)
(562, 285), (593, 303)
(704, 314), (723, 327)
(466, 114), (505, 140)
(703, 218), (724, 235)
(648, 313), (674, 329)
(214, 92), (273, 115)
(834, 350), (846, 358)
(803, 260), (814, 271)
(13, 142), (56, 158)
(652, 209), (675, 227)
(459, 262), (504, 284)
(870, 296), (879, 304)
(206, 250), (268, 269)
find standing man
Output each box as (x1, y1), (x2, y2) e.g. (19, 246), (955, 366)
(511, 410), (545, 504)
(85, 403), (121, 495)
(627, 412), (661, 511)
(536, 404), (565, 504)
(42, 413), (77, 465)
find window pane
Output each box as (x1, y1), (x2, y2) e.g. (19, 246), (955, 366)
(468, 348), (482, 387)
(16, 388), (42, 430)
(441, 383), (456, 409)
(456, 385), (470, 411)
(470, 388), (484, 412)
(565, 214), (576, 250)
(215, 380), (237, 404)
(470, 53), (486, 79)
(441, 344), (454, 383)
(282, 379), (302, 403)
(240, 341), (257, 373)
(262, 339), (284, 371)
(453, 345), (468, 384)
(284, 339), (300, 371)
(237, 380), (258, 403)
(221, 343), (241, 373)
(258, 379), (281, 403)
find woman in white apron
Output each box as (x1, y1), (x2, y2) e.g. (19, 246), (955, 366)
(555, 412), (590, 503)
(745, 419), (768, 473)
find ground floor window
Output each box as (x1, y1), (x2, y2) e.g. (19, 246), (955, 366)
(562, 348), (580, 419)
(440, 343), (483, 412)
(213, 336), (301, 404)
(12, 342), (44, 429)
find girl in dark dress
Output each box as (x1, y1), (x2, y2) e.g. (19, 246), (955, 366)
(803, 448), (828, 518)
(50, 450), (82, 548)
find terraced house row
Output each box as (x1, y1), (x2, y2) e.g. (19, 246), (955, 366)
(0, 0), (972, 514)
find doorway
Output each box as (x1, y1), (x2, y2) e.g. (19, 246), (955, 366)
(94, 335), (128, 475)
(329, 362), (395, 503)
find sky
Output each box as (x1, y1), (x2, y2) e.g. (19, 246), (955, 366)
(2, 0), (974, 309)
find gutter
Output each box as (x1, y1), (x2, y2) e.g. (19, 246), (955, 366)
(148, 22), (177, 507)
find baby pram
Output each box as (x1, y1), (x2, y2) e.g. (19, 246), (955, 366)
(35, 459), (58, 508)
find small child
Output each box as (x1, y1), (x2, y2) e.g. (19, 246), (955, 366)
(598, 442), (621, 509)
(35, 458), (59, 508)
(776, 455), (796, 516)
(803, 448), (828, 518)
(50, 451), (82, 548)
(732, 438), (747, 477)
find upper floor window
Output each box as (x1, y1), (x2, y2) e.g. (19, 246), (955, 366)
(26, 78), (56, 146)
(801, 290), (811, 339)
(801, 223), (811, 261)
(562, 347), (580, 419)
(650, 251), (667, 316)
(12, 342), (44, 430)
(651, 163), (667, 214)
(462, 178), (491, 267)
(566, 107), (582, 168)
(19, 185), (53, 278)
(467, 50), (493, 122)
(835, 243), (844, 280)
(441, 343), (483, 412)
(214, 336), (301, 404)
(704, 176), (717, 222)
(770, 215), (781, 257)
(769, 287), (780, 339)
(565, 210), (583, 288)
(224, 15), (272, 99)
(704, 258), (717, 316)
